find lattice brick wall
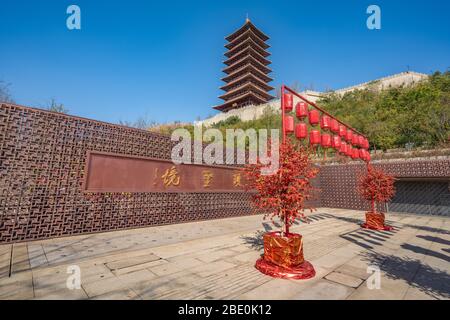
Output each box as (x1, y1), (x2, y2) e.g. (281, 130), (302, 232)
(0, 104), (256, 243)
(318, 159), (450, 213)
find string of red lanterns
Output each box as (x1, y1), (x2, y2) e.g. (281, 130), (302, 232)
(281, 85), (371, 162)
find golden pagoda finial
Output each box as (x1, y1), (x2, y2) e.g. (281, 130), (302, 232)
(246, 13), (250, 23)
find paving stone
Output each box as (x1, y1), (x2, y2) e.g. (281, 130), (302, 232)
(291, 279), (354, 300)
(190, 261), (237, 278)
(0, 272), (34, 300)
(82, 269), (156, 297)
(167, 256), (204, 269)
(234, 278), (311, 300)
(325, 272), (364, 288)
(113, 259), (168, 276)
(335, 264), (371, 280)
(196, 249), (237, 263)
(348, 275), (410, 300)
(105, 253), (161, 271)
(403, 287), (437, 300)
(310, 252), (351, 269)
(34, 288), (88, 300)
(149, 262), (183, 276)
(91, 289), (140, 300)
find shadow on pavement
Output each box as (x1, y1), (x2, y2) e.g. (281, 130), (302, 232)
(361, 251), (450, 299)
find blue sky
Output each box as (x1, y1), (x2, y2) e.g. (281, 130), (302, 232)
(0, 0), (449, 124)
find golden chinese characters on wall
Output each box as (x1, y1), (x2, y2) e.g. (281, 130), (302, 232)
(84, 151), (246, 193)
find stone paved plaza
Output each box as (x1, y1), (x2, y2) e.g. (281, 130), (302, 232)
(0, 208), (449, 300)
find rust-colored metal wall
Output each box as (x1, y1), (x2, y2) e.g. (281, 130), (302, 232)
(0, 104), (255, 243)
(318, 160), (450, 213)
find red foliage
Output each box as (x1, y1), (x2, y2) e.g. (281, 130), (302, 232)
(358, 164), (396, 213)
(242, 140), (319, 234)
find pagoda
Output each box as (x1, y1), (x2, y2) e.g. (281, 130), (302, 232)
(214, 18), (274, 112)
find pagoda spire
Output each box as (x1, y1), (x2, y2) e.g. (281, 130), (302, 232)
(213, 20), (274, 112)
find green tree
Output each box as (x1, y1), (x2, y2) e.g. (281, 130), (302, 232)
(319, 71), (450, 150)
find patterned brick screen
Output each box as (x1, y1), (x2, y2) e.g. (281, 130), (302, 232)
(319, 159), (450, 214)
(0, 104), (255, 243)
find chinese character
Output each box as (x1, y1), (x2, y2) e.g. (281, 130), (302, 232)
(202, 170), (214, 188)
(161, 166), (180, 187)
(232, 172), (242, 187)
(153, 168), (159, 186)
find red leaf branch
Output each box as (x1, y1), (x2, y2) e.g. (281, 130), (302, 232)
(358, 164), (396, 213)
(242, 140), (319, 235)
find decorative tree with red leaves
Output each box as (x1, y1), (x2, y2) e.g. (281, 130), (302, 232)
(243, 139), (318, 235)
(359, 164), (396, 230)
(243, 139), (318, 279)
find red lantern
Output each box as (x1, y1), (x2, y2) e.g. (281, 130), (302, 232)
(358, 135), (365, 147)
(284, 116), (294, 133)
(366, 151), (371, 162)
(282, 93), (293, 112)
(320, 115), (331, 131)
(352, 134), (359, 146)
(309, 109), (320, 126)
(295, 123), (308, 139)
(340, 142), (347, 154)
(363, 138), (369, 149)
(321, 133), (331, 148)
(359, 149), (366, 160)
(331, 119), (339, 133)
(352, 148), (359, 159)
(346, 129), (353, 142)
(332, 135), (341, 150)
(295, 102), (308, 119)
(309, 130), (320, 145)
(346, 146), (353, 157)
(339, 125), (347, 138)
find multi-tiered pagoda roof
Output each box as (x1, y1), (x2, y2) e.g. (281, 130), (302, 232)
(214, 19), (275, 112)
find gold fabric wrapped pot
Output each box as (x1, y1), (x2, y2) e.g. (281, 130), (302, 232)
(263, 232), (304, 268)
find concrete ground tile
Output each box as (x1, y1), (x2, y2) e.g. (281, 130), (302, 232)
(325, 271), (364, 288)
(113, 259), (168, 276)
(190, 261), (237, 278)
(403, 286), (437, 300)
(82, 269), (156, 297)
(238, 278), (314, 300)
(135, 274), (201, 299)
(291, 279), (354, 300)
(0, 270), (33, 286)
(335, 264), (371, 280)
(105, 253), (161, 271)
(226, 250), (262, 264)
(91, 289), (140, 300)
(34, 288), (88, 300)
(348, 276), (410, 300)
(11, 245), (30, 274)
(196, 249), (237, 263)
(148, 262), (183, 276)
(310, 253), (351, 269)
(329, 245), (363, 259)
(228, 244), (254, 253)
(167, 256), (204, 269)
(0, 280), (34, 300)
